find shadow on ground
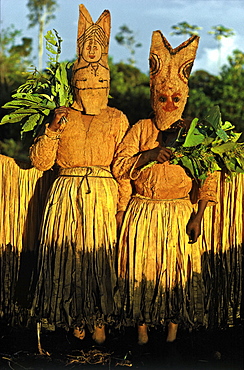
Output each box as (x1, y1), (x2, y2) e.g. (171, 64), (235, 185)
(0, 323), (243, 369)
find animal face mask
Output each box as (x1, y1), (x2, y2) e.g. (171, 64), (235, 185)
(149, 32), (199, 130)
(72, 4), (111, 115)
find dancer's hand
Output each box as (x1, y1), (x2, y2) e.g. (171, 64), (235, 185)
(186, 216), (201, 244)
(49, 106), (69, 131)
(136, 146), (172, 168)
(186, 200), (208, 244)
(149, 146), (172, 163)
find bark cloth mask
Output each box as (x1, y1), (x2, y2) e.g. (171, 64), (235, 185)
(149, 31), (200, 131)
(71, 4), (111, 115)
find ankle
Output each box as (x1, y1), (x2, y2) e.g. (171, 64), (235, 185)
(166, 322), (178, 342)
(73, 326), (86, 340)
(138, 323), (148, 345)
(92, 325), (106, 344)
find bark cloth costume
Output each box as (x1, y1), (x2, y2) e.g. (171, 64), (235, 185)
(112, 32), (218, 342)
(29, 5), (129, 340)
(0, 4), (242, 350)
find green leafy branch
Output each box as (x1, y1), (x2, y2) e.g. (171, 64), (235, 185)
(143, 106), (244, 183)
(0, 29), (73, 137)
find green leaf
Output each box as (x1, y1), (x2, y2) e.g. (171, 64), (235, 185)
(236, 156), (244, 170)
(216, 128), (229, 141)
(54, 62), (73, 107)
(180, 156), (196, 177)
(40, 99), (56, 110)
(41, 108), (51, 116)
(39, 94), (54, 101)
(231, 132), (242, 142)
(204, 105), (221, 130)
(182, 118), (206, 147)
(198, 172), (208, 181)
(21, 113), (41, 133)
(201, 136), (215, 146)
(211, 142), (237, 154)
(44, 30), (59, 47)
(1, 100), (26, 109)
(13, 108), (39, 114)
(51, 85), (58, 96)
(191, 158), (201, 177)
(46, 43), (58, 55)
(11, 93), (43, 103)
(0, 113), (30, 124)
(60, 63), (69, 85)
(221, 121), (235, 130)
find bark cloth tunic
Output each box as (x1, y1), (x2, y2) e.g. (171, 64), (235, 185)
(112, 118), (217, 328)
(29, 106), (129, 331)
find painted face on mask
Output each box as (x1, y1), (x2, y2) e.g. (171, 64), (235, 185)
(149, 32), (199, 131)
(82, 38), (102, 63)
(71, 5), (111, 115)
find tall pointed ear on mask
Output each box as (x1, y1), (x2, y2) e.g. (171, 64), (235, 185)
(151, 30), (199, 55)
(77, 4), (93, 40)
(96, 9), (111, 40)
(150, 31), (200, 83)
(173, 34), (200, 80)
(149, 31), (171, 78)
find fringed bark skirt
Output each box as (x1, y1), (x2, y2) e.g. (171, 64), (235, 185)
(116, 194), (206, 328)
(31, 166), (118, 332)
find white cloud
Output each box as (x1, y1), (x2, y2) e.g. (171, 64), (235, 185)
(193, 34), (242, 75)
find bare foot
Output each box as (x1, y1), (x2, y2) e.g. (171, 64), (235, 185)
(73, 327), (86, 340)
(92, 325), (106, 344)
(138, 323), (148, 345)
(166, 322), (178, 342)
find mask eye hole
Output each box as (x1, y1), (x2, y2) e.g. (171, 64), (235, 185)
(159, 96), (167, 103)
(150, 53), (161, 76)
(173, 96), (180, 102)
(178, 60), (194, 83)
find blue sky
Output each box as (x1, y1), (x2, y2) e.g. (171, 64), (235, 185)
(1, 0), (244, 75)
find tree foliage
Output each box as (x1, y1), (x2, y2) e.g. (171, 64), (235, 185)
(27, 0), (58, 71)
(0, 25), (33, 107)
(115, 25), (142, 67)
(185, 49), (244, 138)
(27, 0), (57, 27)
(208, 25), (235, 41)
(0, 25), (33, 156)
(185, 70), (218, 120)
(217, 50), (244, 134)
(171, 22), (202, 37)
(108, 58), (151, 125)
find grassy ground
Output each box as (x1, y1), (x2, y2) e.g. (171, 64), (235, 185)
(0, 323), (243, 369)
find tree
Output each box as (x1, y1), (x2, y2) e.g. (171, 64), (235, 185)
(108, 57), (150, 125)
(184, 50), (244, 138)
(27, 0), (58, 71)
(170, 22), (202, 37)
(0, 26), (33, 160)
(208, 25), (235, 71)
(184, 70), (218, 120)
(217, 49), (244, 135)
(0, 25), (32, 109)
(115, 25), (142, 66)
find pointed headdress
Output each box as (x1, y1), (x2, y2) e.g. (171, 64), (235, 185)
(149, 32), (200, 130)
(72, 4), (111, 115)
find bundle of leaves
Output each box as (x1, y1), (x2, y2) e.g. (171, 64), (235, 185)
(145, 106), (244, 183)
(0, 30), (74, 137)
